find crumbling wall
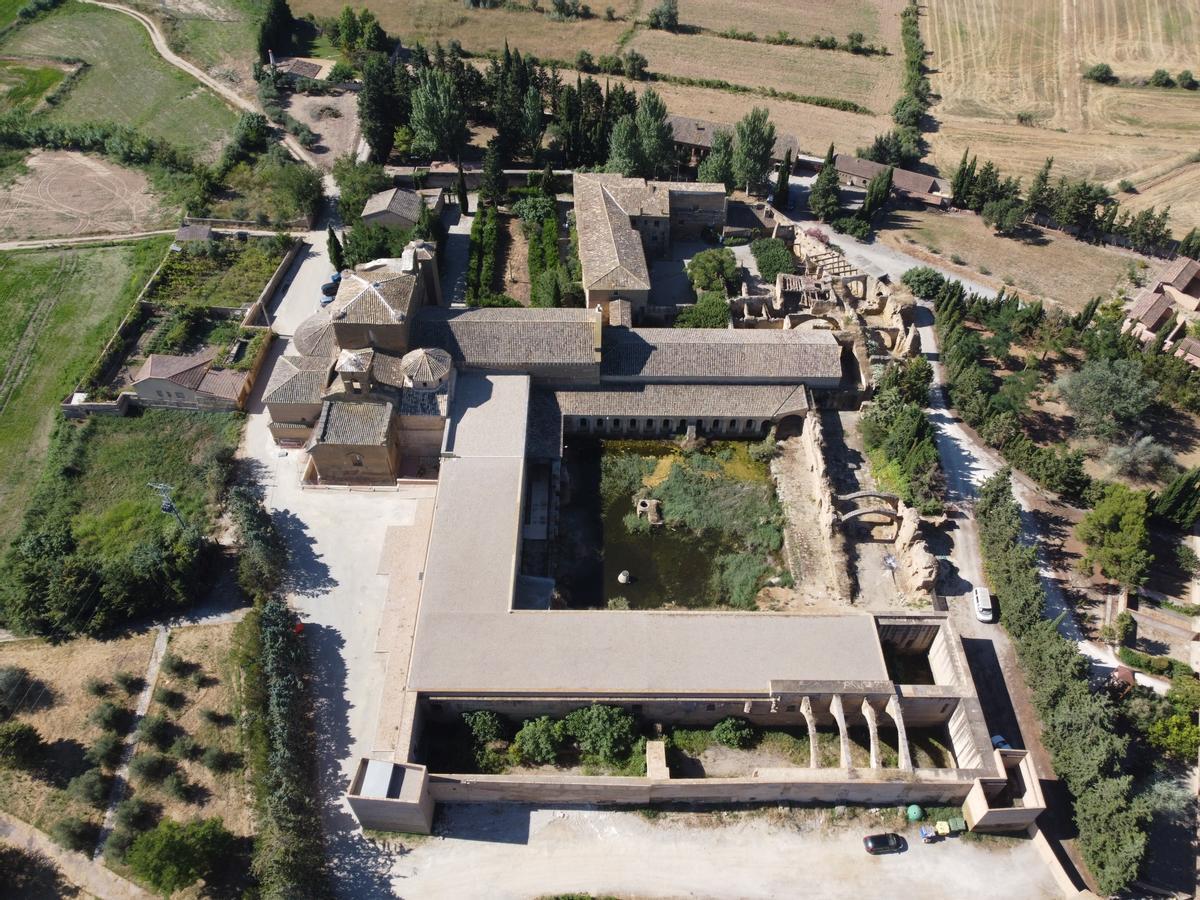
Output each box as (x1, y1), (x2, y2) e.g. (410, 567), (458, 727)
(893, 503), (938, 603)
(800, 415), (855, 598)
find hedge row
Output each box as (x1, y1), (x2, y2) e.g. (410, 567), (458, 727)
(466, 204), (503, 306)
(976, 470), (1144, 895)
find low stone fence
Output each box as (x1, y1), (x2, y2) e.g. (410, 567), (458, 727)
(244, 238), (306, 328)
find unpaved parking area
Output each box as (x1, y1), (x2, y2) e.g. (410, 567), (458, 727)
(387, 804), (1058, 899)
(0, 150), (172, 239)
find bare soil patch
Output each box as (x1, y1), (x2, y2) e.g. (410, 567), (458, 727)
(497, 214), (531, 304)
(0, 150), (173, 240)
(878, 207), (1135, 313)
(284, 89), (359, 171)
(0, 632), (157, 831)
(130, 622), (252, 836)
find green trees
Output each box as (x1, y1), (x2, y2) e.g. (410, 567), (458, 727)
(808, 144), (842, 221)
(981, 197), (1025, 235)
(512, 716), (563, 764)
(326, 226), (344, 273)
(358, 54), (399, 162)
(646, 0), (678, 30)
(900, 266), (945, 299)
(675, 292), (731, 328)
(410, 68), (468, 160)
(228, 487), (286, 600)
(0, 721), (43, 769)
(520, 86), (545, 160)
(860, 388), (943, 513)
(562, 705), (639, 765)
(256, 0), (294, 60)
(127, 818), (234, 896)
(1084, 63), (1117, 84)
(772, 149), (792, 209)
(749, 237), (796, 285)
(877, 356), (933, 404)
(636, 89), (674, 179)
(604, 115), (641, 177)
(1054, 358), (1158, 441)
(733, 107), (777, 193)
(686, 248), (738, 294)
(331, 157), (390, 222)
(1179, 228), (1200, 260)
(697, 128), (735, 192)
(859, 166), (893, 221)
(479, 140), (505, 206)
(1152, 468), (1200, 529)
(712, 717), (756, 749)
(1076, 483), (1153, 588)
(1148, 68), (1174, 88)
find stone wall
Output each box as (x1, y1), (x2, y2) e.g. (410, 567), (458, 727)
(799, 414), (854, 597)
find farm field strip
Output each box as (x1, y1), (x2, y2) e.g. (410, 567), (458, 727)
(677, 0), (886, 44)
(0, 2), (237, 157)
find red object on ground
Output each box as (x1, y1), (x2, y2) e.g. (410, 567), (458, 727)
(293, 621), (305, 634)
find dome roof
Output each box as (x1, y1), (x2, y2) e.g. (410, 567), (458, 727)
(293, 310), (336, 359)
(400, 347), (452, 386)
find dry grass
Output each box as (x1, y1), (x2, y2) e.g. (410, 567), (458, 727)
(924, 0), (1200, 231)
(289, 0), (637, 59)
(678, 0), (888, 44)
(629, 29), (901, 114)
(0, 632), (156, 832)
(130, 623), (252, 836)
(1118, 160), (1200, 237)
(878, 208), (1135, 312)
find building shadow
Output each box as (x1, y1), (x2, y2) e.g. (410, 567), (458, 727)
(305, 623), (399, 899)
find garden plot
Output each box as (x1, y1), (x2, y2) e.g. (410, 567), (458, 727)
(0, 150), (173, 240)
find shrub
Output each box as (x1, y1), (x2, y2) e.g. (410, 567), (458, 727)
(114, 671), (144, 695)
(749, 237), (795, 284)
(154, 686), (186, 711)
(199, 708), (229, 728)
(686, 247), (738, 293)
(1180, 70), (1198, 90)
(562, 704), (638, 764)
(138, 714), (173, 751)
(86, 732), (124, 770)
(902, 266), (947, 299)
(169, 735), (201, 761)
(462, 710), (505, 747)
(201, 747), (240, 773)
(105, 827), (135, 863)
(1148, 68), (1174, 88)
(646, 0), (677, 30)
(1084, 63), (1117, 84)
(326, 61), (355, 82)
(126, 818), (234, 895)
(85, 677), (110, 698)
(115, 796), (159, 831)
(675, 291), (730, 328)
(89, 701), (131, 734)
(67, 768), (110, 808)
(50, 817), (96, 852)
(1117, 179), (1136, 193)
(161, 772), (191, 802)
(129, 752), (176, 785)
(950, 253), (966, 265)
(0, 666), (30, 717)
(831, 215), (870, 239)
(712, 717), (757, 749)
(0, 721), (43, 769)
(512, 716), (564, 765)
(160, 652), (188, 678)
(574, 49), (594, 72)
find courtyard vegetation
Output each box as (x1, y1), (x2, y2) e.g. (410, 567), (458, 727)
(145, 234), (292, 309)
(600, 439), (786, 609)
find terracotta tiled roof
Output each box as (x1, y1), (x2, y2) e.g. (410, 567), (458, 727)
(293, 311), (337, 359)
(197, 369), (246, 401)
(1159, 256), (1200, 293)
(263, 354), (330, 405)
(833, 154), (948, 196)
(1127, 288), (1174, 329)
(602, 327), (843, 382)
(134, 350), (217, 390)
(554, 382), (811, 418)
(310, 400), (393, 446)
(666, 114), (799, 161)
(413, 307), (600, 369)
(361, 187), (424, 224)
(400, 347), (452, 384)
(329, 269), (418, 326)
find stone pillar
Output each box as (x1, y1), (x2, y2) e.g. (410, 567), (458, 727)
(830, 694), (851, 769)
(799, 696), (818, 769)
(885, 695), (914, 772)
(860, 699), (880, 770)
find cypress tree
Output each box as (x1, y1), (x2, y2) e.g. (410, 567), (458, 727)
(808, 143), (841, 222)
(1152, 468), (1200, 529)
(949, 148), (971, 207)
(479, 140), (505, 206)
(326, 226), (344, 273)
(455, 163), (469, 212)
(772, 149), (792, 209)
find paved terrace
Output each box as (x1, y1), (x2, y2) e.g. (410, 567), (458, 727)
(406, 373), (889, 696)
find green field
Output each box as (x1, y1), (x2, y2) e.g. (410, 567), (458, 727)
(0, 2), (238, 157)
(71, 409), (242, 554)
(0, 0), (25, 29)
(0, 60), (63, 113)
(0, 237), (169, 546)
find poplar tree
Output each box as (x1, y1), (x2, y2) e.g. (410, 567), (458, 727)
(808, 143), (841, 221)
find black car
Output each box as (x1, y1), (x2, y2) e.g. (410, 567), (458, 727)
(321, 281), (339, 297)
(863, 833), (905, 855)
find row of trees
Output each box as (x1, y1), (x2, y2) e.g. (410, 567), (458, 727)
(858, 0), (927, 168)
(975, 471), (1145, 895)
(861, 357), (943, 514)
(910, 269), (1093, 500)
(953, 153), (1176, 252)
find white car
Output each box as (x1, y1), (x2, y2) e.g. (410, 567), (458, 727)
(972, 586), (994, 623)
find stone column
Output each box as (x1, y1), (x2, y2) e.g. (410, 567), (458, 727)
(799, 696), (818, 769)
(860, 699), (880, 770)
(885, 695), (914, 772)
(829, 694), (851, 769)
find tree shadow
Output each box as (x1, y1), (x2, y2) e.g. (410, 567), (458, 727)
(305, 623), (398, 899)
(40, 738), (91, 787)
(273, 509), (338, 597)
(0, 846), (82, 898)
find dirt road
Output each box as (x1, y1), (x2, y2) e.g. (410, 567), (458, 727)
(388, 805), (1058, 899)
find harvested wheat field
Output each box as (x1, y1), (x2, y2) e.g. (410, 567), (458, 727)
(0, 631), (157, 832)
(924, 0), (1200, 230)
(879, 208), (1135, 312)
(129, 622), (253, 836)
(0, 150), (173, 240)
(677, 0), (893, 45)
(1117, 159), (1200, 234)
(628, 29), (901, 114)
(290, 0), (637, 60)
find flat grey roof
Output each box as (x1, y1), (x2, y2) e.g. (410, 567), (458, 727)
(406, 373), (889, 696)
